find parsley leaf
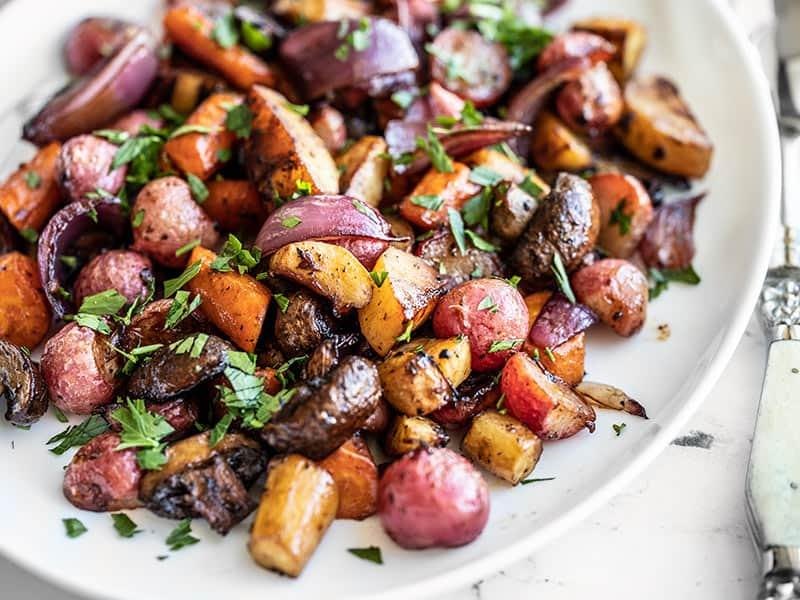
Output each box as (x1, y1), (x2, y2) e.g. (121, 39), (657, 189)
(465, 229), (497, 252)
(410, 194), (444, 211)
(132, 209), (145, 228)
(488, 338), (523, 353)
(648, 265), (701, 299)
(551, 251), (576, 304)
(209, 234), (261, 274)
(111, 513), (141, 538)
(93, 129), (130, 144)
(285, 102), (310, 116)
(416, 126), (453, 173)
(281, 215), (301, 228)
(609, 199), (632, 235)
(24, 170), (41, 189)
(391, 89), (415, 109)
(447, 207), (467, 255)
(20, 227), (38, 243)
(461, 188), (492, 230)
(273, 293), (290, 313)
(335, 18), (371, 60)
(370, 270), (388, 287)
(477, 296), (498, 312)
(212, 11), (238, 49)
(613, 422), (627, 436)
(241, 20), (272, 52)
(476, 10), (553, 73)
(225, 104), (253, 139)
(63, 518), (87, 538)
(175, 238), (201, 258)
(168, 124), (215, 139)
(47, 415), (109, 455)
(164, 261), (202, 298)
(186, 173), (209, 204)
(166, 519), (199, 551)
(164, 291), (202, 329)
(111, 398), (175, 470)
(519, 174), (545, 198)
(78, 289), (127, 316)
(348, 546), (383, 564)
(396, 321), (413, 343)
(469, 166), (503, 187)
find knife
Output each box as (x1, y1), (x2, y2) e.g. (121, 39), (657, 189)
(746, 2), (800, 599)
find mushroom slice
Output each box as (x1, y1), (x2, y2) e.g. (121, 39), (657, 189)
(126, 334), (233, 401)
(139, 431), (266, 534)
(0, 339), (48, 426)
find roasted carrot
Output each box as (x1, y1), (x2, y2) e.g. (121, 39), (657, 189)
(187, 246), (272, 352)
(164, 5), (275, 90)
(203, 180), (269, 232)
(0, 142), (62, 233)
(318, 436), (379, 520)
(398, 162), (481, 230)
(0, 252), (51, 349)
(164, 92), (242, 180)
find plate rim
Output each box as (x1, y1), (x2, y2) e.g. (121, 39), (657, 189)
(0, 0), (780, 598)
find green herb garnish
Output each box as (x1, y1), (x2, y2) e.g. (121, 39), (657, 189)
(111, 398), (175, 470)
(347, 546), (383, 564)
(111, 513), (141, 538)
(63, 518), (87, 538)
(47, 415), (109, 455)
(551, 251), (576, 304)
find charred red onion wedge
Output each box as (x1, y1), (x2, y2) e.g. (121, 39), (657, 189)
(279, 17), (419, 100)
(64, 17), (132, 76)
(37, 196), (128, 318)
(386, 118), (532, 175)
(528, 292), (598, 349)
(507, 57), (590, 156)
(254, 195), (404, 261)
(24, 27), (158, 146)
(638, 193), (705, 270)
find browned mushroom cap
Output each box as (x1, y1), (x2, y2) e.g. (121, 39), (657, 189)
(126, 334), (233, 401)
(0, 339), (48, 426)
(139, 431), (266, 535)
(261, 355), (381, 460)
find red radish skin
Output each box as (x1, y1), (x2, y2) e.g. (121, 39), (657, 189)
(73, 250), (153, 307)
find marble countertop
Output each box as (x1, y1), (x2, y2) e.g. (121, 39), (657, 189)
(0, 1), (775, 599)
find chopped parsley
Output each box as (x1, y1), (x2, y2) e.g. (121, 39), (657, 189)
(273, 292), (290, 313)
(475, 7), (553, 73)
(217, 147), (232, 163)
(609, 199), (632, 235)
(461, 187), (492, 231)
(225, 104), (253, 139)
(210, 234), (261, 274)
(169, 124), (215, 139)
(111, 398), (175, 470)
(519, 174), (544, 198)
(335, 17), (371, 60)
(175, 238), (201, 258)
(110, 343), (163, 377)
(63, 518), (87, 538)
(281, 215), (302, 229)
(47, 415), (109, 455)
(347, 546), (383, 564)
(506, 275), (521, 288)
(163, 261), (202, 298)
(410, 194), (444, 211)
(211, 11), (238, 49)
(551, 251), (576, 304)
(396, 321), (413, 343)
(648, 265), (701, 299)
(132, 209), (145, 228)
(24, 170), (41, 189)
(370, 270), (388, 288)
(166, 519), (199, 551)
(164, 291), (202, 329)
(477, 296), (498, 312)
(20, 227), (38, 243)
(111, 513), (141, 538)
(186, 173), (209, 204)
(285, 102), (310, 116)
(460, 101), (484, 127)
(391, 89), (415, 109)
(544, 346), (556, 363)
(93, 129), (130, 144)
(613, 422), (627, 436)
(465, 229), (496, 252)
(416, 126), (453, 173)
(241, 20), (272, 52)
(488, 339), (523, 353)
(469, 166), (504, 187)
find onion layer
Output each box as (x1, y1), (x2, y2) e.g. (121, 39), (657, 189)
(64, 18), (132, 76)
(279, 17), (419, 100)
(37, 197), (128, 318)
(638, 193), (705, 270)
(254, 195), (404, 262)
(24, 27), (158, 146)
(528, 292), (597, 349)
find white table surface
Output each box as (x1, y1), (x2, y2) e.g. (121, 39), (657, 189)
(0, 0), (777, 598)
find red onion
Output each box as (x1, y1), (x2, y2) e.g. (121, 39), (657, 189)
(329, 237), (390, 270)
(386, 118), (532, 175)
(507, 57), (589, 155)
(64, 18), (131, 76)
(638, 193), (705, 270)
(528, 292), (598, 349)
(24, 27), (158, 146)
(279, 18), (419, 100)
(254, 195), (404, 261)
(37, 197), (128, 318)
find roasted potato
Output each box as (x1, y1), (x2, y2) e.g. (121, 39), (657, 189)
(272, 0), (369, 23)
(589, 172), (654, 258)
(491, 183), (540, 242)
(432, 278), (529, 372)
(556, 62), (623, 135)
(461, 410), (543, 484)
(310, 105), (347, 153)
(378, 447), (490, 549)
(398, 162), (481, 230)
(249, 454), (339, 577)
(0, 252), (50, 349)
(269, 241), (372, 315)
(571, 258), (648, 337)
(378, 346), (453, 416)
(336, 136), (390, 208)
(500, 352), (595, 440)
(357, 247), (444, 356)
(163, 92), (242, 180)
(384, 414), (449, 457)
(573, 17), (647, 83)
(187, 246), (272, 352)
(163, 5), (275, 90)
(464, 148), (548, 190)
(245, 85), (339, 199)
(416, 336), (472, 388)
(615, 76), (713, 178)
(530, 111), (593, 173)
(0, 142), (61, 233)
(318, 436), (378, 520)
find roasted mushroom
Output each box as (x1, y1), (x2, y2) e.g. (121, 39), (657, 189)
(126, 334), (233, 401)
(261, 355), (381, 459)
(273, 290), (338, 357)
(139, 431), (267, 534)
(0, 339), (48, 426)
(415, 229), (503, 291)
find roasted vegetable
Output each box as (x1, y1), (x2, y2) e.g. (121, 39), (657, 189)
(399, 162), (481, 230)
(73, 250), (153, 307)
(261, 356), (381, 459)
(57, 135), (127, 202)
(573, 17), (647, 83)
(556, 62), (623, 135)
(378, 347), (453, 416)
(415, 228), (503, 292)
(615, 76), (713, 178)
(461, 410), (543, 484)
(273, 290), (337, 357)
(589, 172), (654, 258)
(0, 252), (50, 349)
(245, 85), (339, 199)
(378, 447), (490, 549)
(0, 339), (48, 426)
(0, 142), (62, 233)
(310, 105), (347, 153)
(187, 246), (272, 353)
(249, 454), (339, 577)
(358, 247), (444, 356)
(336, 136), (390, 208)
(384, 414), (449, 457)
(318, 436), (379, 520)
(203, 180), (268, 232)
(269, 241), (372, 315)
(119, 298), (208, 352)
(430, 373), (499, 429)
(529, 111), (593, 172)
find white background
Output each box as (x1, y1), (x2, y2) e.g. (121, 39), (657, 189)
(0, 0), (776, 598)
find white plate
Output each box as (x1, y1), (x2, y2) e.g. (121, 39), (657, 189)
(0, 1), (779, 599)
